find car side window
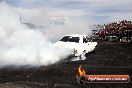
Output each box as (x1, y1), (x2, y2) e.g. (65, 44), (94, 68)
(69, 37), (80, 43)
(60, 36), (70, 42)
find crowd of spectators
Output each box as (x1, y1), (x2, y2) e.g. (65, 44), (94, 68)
(98, 20), (132, 40)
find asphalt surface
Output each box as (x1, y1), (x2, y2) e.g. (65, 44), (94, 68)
(0, 40), (132, 88)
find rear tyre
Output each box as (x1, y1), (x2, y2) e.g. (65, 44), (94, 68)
(79, 50), (86, 60)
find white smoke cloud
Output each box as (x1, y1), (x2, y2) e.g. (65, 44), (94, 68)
(15, 7), (95, 42)
(0, 2), (71, 67)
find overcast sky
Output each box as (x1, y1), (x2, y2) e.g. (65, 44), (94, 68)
(3, 0), (132, 24)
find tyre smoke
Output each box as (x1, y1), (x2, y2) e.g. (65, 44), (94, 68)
(0, 3), (71, 67)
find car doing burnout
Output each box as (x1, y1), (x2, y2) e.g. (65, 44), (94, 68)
(54, 34), (97, 58)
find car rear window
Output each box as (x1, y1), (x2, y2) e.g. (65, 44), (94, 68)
(60, 36), (80, 43)
(60, 36), (70, 42)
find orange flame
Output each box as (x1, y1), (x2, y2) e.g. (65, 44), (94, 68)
(78, 65), (86, 76)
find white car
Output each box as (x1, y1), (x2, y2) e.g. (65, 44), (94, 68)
(108, 36), (118, 42)
(54, 34), (97, 58)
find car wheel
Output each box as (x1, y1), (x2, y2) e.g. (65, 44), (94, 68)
(79, 51), (86, 60)
(83, 50), (87, 55)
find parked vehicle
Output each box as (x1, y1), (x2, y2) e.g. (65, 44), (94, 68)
(120, 37), (132, 43)
(108, 36), (119, 42)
